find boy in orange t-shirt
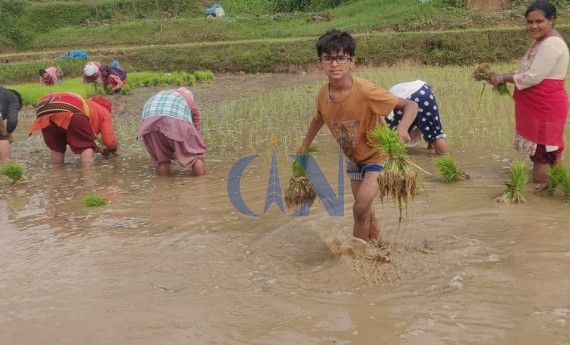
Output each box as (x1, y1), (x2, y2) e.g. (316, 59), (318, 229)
(298, 29), (419, 242)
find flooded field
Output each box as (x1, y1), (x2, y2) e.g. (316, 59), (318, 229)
(1, 70), (569, 345)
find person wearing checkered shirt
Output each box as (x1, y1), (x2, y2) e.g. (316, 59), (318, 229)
(138, 87), (206, 176)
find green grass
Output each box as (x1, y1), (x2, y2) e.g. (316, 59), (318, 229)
(6, 78), (97, 106)
(3, 0), (568, 84)
(6, 70), (213, 106)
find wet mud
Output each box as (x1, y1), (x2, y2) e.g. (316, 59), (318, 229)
(0, 71), (569, 345)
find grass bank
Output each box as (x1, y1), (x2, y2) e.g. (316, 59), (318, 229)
(2, 0), (570, 84)
(2, 25), (567, 84)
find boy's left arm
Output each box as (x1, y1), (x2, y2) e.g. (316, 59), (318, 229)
(393, 97), (418, 143)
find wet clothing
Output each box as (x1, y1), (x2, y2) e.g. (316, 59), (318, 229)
(315, 77), (398, 165)
(139, 89), (206, 168)
(512, 35), (569, 162)
(29, 93), (98, 154)
(531, 144), (563, 165)
(41, 113), (96, 154)
(386, 81), (446, 144)
(346, 159), (384, 181)
(0, 86), (21, 139)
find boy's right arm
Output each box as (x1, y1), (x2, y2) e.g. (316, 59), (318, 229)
(299, 116), (324, 154)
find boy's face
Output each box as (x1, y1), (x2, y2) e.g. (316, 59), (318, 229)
(317, 50), (354, 81)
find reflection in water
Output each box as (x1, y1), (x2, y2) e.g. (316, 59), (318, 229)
(1, 74), (569, 345)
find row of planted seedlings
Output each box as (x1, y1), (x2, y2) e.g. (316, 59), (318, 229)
(201, 83), (319, 157)
(6, 70), (214, 106)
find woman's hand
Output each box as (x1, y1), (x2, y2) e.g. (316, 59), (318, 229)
(489, 72), (504, 86)
(101, 147), (118, 156)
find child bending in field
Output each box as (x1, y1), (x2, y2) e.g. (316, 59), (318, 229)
(298, 29), (418, 242)
(386, 80), (449, 155)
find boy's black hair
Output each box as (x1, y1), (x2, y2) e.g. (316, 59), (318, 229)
(8, 89), (23, 109)
(526, 1), (556, 20)
(316, 29), (356, 57)
(39, 69), (46, 76)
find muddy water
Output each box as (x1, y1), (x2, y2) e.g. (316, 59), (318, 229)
(1, 72), (569, 345)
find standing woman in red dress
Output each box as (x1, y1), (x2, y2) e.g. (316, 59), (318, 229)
(491, 0), (569, 183)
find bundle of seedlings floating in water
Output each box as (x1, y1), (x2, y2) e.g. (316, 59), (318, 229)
(534, 165), (568, 197)
(0, 162), (24, 184)
(82, 192), (108, 207)
(495, 161), (528, 204)
(472, 63), (510, 96)
(284, 145), (318, 210)
(369, 125), (419, 210)
(435, 155), (469, 183)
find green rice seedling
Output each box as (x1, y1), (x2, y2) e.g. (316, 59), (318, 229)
(495, 161), (529, 204)
(369, 125), (419, 210)
(558, 167), (570, 202)
(82, 192), (108, 207)
(534, 164), (568, 196)
(472, 63), (510, 96)
(284, 145), (318, 210)
(0, 162), (24, 183)
(186, 74), (196, 86)
(435, 155), (469, 183)
(120, 84), (131, 95)
(194, 70), (214, 82)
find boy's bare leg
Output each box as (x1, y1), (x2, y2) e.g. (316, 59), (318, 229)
(350, 171), (380, 241)
(369, 211), (382, 242)
(50, 150), (65, 164)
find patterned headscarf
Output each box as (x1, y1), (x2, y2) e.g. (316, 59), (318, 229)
(35, 92), (90, 119)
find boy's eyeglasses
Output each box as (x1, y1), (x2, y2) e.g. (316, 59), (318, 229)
(319, 55), (353, 64)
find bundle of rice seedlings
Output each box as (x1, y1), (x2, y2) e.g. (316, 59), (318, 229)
(472, 63), (510, 96)
(558, 167), (570, 203)
(284, 146), (318, 210)
(82, 192), (108, 207)
(0, 162), (24, 183)
(435, 155), (469, 183)
(495, 161), (529, 204)
(534, 165), (568, 196)
(369, 125), (419, 209)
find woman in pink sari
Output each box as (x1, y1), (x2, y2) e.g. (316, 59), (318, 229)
(491, 1), (569, 183)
